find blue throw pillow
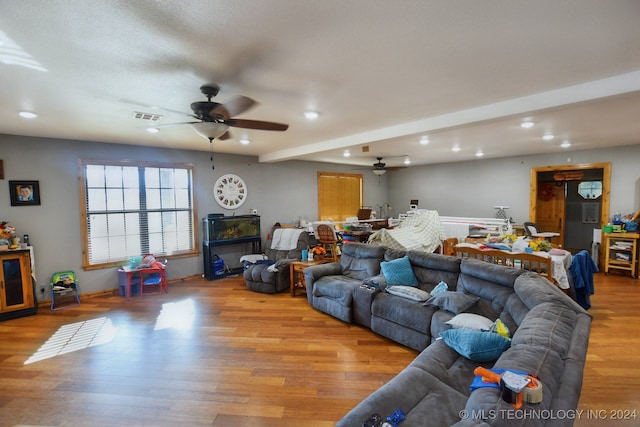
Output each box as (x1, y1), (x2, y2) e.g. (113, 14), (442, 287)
(430, 281), (448, 296)
(440, 329), (511, 362)
(380, 256), (418, 287)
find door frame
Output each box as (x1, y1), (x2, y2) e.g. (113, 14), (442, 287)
(529, 162), (611, 229)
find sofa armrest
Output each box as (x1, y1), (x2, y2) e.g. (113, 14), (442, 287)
(303, 262), (342, 303)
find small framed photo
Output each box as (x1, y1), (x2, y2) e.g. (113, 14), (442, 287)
(9, 180), (41, 206)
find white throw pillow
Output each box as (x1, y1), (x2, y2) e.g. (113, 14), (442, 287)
(446, 313), (494, 331)
(386, 286), (431, 302)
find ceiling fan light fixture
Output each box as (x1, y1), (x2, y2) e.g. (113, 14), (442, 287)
(191, 122), (229, 140)
(19, 111), (37, 119)
(373, 169), (386, 176)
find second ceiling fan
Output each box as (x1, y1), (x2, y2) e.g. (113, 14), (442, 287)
(371, 157), (408, 175)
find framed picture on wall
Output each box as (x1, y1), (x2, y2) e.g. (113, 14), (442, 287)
(9, 180), (41, 206)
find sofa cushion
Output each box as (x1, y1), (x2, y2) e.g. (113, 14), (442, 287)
(381, 255), (419, 287)
(372, 292), (434, 333)
(336, 366), (469, 427)
(407, 251), (461, 289)
(386, 285), (431, 302)
(409, 339), (489, 396)
(313, 275), (361, 306)
(510, 302), (582, 358)
(425, 291), (479, 314)
(340, 242), (385, 280)
(457, 258), (524, 320)
(440, 329), (511, 362)
(446, 313), (494, 331)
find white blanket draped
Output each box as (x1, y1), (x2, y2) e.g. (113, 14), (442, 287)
(270, 228), (304, 251)
(368, 211), (445, 252)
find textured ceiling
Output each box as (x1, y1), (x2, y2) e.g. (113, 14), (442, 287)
(1, 1), (640, 170)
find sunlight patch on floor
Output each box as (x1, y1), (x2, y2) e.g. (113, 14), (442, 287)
(154, 298), (195, 331)
(24, 317), (117, 364)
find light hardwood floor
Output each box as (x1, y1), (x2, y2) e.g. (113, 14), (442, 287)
(0, 271), (638, 426)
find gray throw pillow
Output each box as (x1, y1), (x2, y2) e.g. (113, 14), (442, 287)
(424, 291), (479, 314)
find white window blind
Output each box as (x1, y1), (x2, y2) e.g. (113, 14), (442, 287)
(80, 159), (196, 268)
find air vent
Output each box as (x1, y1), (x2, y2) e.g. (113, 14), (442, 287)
(133, 111), (162, 122)
(362, 145), (369, 153)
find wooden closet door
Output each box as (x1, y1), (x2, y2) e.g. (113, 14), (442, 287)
(535, 182), (565, 247)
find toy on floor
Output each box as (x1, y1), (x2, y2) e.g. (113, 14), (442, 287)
(473, 367), (543, 409)
(362, 409), (405, 427)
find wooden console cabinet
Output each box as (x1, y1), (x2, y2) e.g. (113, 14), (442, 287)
(0, 250), (37, 321)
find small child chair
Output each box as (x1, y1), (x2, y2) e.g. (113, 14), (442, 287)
(50, 270), (80, 310)
(138, 254), (168, 296)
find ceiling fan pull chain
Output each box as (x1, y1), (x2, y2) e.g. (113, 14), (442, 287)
(209, 137), (215, 170)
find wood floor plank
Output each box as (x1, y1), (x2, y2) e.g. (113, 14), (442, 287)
(0, 272), (637, 425)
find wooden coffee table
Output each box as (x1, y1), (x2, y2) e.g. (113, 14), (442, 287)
(289, 259), (328, 297)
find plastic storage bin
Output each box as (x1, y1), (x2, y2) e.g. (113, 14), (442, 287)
(118, 269), (140, 296)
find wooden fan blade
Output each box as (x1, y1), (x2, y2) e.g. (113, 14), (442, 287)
(224, 118), (289, 131)
(209, 104), (231, 120)
(218, 130), (232, 140)
(214, 96), (257, 119)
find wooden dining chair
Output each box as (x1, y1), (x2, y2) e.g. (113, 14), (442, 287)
(316, 224), (339, 262)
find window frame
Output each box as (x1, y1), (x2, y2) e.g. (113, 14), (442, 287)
(78, 158), (199, 270)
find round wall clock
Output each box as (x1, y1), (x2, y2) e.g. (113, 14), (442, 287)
(214, 174), (247, 209)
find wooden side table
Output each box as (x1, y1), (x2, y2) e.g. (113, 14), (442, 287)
(603, 232), (639, 278)
(289, 260), (326, 297)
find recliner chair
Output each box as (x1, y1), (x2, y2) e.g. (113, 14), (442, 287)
(243, 228), (317, 294)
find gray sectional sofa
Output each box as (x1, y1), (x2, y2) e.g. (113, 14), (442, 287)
(303, 243), (591, 426)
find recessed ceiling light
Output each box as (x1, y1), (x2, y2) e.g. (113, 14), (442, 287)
(403, 156), (411, 165)
(419, 136), (430, 145)
(561, 140), (571, 148)
(19, 111), (37, 119)
(543, 134), (555, 141)
(146, 127), (159, 134)
(520, 121), (534, 129)
(452, 146), (461, 152)
(304, 111), (319, 120)
(343, 149), (351, 157)
(240, 138), (251, 145)
(476, 151), (484, 157)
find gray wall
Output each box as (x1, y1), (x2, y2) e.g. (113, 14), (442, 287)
(0, 134), (388, 299)
(388, 145), (640, 225)
(2, 133), (639, 300)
